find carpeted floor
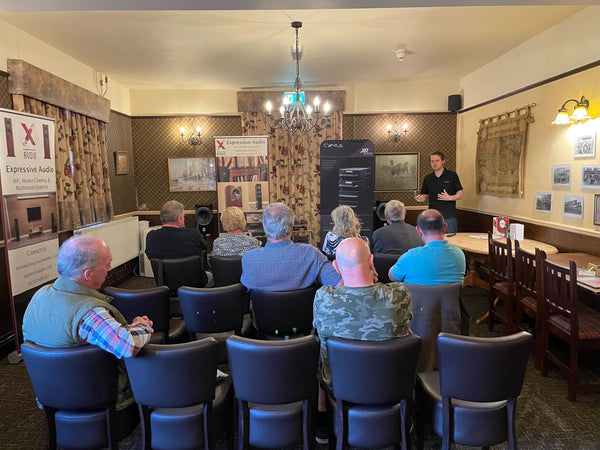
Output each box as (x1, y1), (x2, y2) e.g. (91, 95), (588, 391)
(1, 281), (599, 449)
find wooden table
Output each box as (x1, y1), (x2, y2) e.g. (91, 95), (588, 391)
(546, 252), (600, 294)
(446, 233), (558, 289)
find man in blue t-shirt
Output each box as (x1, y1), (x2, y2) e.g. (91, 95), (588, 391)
(389, 209), (465, 285)
(414, 151), (463, 233)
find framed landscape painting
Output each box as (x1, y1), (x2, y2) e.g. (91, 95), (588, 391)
(168, 157), (216, 192)
(375, 153), (419, 191)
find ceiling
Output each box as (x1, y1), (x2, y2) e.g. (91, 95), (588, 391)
(0, 2), (588, 91)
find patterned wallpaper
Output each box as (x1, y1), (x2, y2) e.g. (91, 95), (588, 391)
(343, 113), (457, 206)
(131, 115), (242, 211)
(0, 73), (11, 109)
(106, 111), (137, 214)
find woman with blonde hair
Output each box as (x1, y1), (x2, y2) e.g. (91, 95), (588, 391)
(211, 206), (261, 256)
(322, 205), (369, 259)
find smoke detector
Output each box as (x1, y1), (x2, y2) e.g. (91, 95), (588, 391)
(395, 48), (406, 62)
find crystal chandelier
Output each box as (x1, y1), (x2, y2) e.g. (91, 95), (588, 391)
(265, 21), (330, 133)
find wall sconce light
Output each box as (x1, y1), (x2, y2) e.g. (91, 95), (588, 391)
(386, 121), (408, 142)
(180, 126), (202, 146)
(552, 96), (591, 125)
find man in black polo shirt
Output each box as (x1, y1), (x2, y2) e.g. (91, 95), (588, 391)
(414, 151), (463, 233)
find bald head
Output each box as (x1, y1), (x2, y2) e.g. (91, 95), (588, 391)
(333, 238), (374, 287)
(416, 209), (447, 241)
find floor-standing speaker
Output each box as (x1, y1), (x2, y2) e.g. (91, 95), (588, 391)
(255, 184), (263, 210)
(14, 218), (20, 241)
(51, 213), (57, 233)
(195, 204), (214, 236)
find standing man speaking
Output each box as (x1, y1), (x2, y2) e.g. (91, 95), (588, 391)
(414, 151), (463, 233)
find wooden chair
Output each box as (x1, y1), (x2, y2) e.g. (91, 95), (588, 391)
(487, 232), (515, 333)
(513, 244), (546, 369)
(539, 257), (600, 401)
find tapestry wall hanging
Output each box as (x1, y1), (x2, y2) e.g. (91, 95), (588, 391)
(475, 104), (535, 198)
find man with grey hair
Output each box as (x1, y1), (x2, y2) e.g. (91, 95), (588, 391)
(241, 202), (341, 290)
(23, 235), (154, 413)
(145, 200), (213, 287)
(372, 200), (423, 254)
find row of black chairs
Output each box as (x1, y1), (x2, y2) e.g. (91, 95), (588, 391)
(21, 331), (533, 450)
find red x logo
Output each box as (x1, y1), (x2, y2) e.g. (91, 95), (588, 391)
(216, 140), (225, 150)
(21, 123), (36, 145)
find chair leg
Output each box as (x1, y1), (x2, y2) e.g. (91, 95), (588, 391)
(441, 397), (451, 450)
(335, 399), (345, 450)
(43, 407), (57, 450)
(488, 294), (496, 332)
(238, 400), (249, 450)
(506, 398), (517, 450)
(399, 399), (410, 450)
(568, 341), (579, 402)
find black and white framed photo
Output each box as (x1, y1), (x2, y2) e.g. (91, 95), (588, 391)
(563, 195), (583, 219)
(581, 164), (600, 189)
(374, 153), (419, 191)
(573, 131), (596, 158)
(535, 192), (552, 213)
(552, 164), (570, 186)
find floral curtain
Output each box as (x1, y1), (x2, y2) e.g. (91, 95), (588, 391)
(240, 111), (342, 243)
(12, 95), (113, 230)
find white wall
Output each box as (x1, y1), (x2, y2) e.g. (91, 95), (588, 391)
(0, 19), (132, 115)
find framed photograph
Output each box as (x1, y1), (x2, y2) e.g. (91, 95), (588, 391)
(552, 164), (570, 186)
(115, 151), (129, 175)
(375, 153), (419, 191)
(594, 194), (600, 226)
(535, 192), (552, 213)
(581, 164), (600, 189)
(574, 131), (596, 158)
(168, 157), (216, 192)
(563, 195), (583, 219)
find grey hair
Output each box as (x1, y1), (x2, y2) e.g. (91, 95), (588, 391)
(385, 200), (406, 223)
(57, 235), (104, 279)
(262, 203), (294, 240)
(160, 200), (184, 224)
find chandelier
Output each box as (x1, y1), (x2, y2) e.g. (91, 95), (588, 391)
(265, 21), (330, 133)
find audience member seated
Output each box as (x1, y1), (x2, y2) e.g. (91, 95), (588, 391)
(211, 206), (262, 256)
(322, 205), (369, 259)
(313, 238), (412, 392)
(241, 202), (341, 291)
(372, 200), (423, 254)
(146, 200), (213, 287)
(22, 235), (154, 413)
(389, 209), (465, 285)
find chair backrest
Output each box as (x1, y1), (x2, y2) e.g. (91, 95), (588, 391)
(373, 253), (401, 284)
(124, 338), (218, 408)
(21, 342), (118, 409)
(226, 334), (320, 405)
(210, 255), (243, 287)
(250, 286), (317, 338)
(151, 254), (207, 294)
(488, 232), (513, 285)
(103, 286), (171, 334)
(513, 241), (538, 300)
(437, 331), (532, 403)
(540, 256), (578, 329)
(326, 334), (421, 405)
(404, 282), (462, 372)
(178, 283), (246, 334)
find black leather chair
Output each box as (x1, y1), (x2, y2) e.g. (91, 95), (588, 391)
(326, 334), (422, 450)
(124, 338), (234, 450)
(373, 253), (401, 283)
(250, 286), (317, 339)
(151, 253), (208, 316)
(103, 285), (186, 344)
(416, 331), (533, 450)
(178, 283), (247, 362)
(404, 282), (462, 372)
(226, 334), (320, 449)
(210, 255), (243, 287)
(21, 342), (138, 450)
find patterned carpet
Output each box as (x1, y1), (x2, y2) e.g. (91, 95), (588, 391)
(1, 283), (599, 449)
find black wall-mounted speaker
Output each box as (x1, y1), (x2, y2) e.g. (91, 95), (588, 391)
(195, 204), (214, 236)
(448, 94), (462, 112)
